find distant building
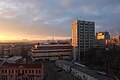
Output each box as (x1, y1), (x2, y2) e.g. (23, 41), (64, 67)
(111, 35), (120, 43)
(110, 34), (120, 47)
(96, 31), (110, 48)
(0, 63), (43, 80)
(3, 48), (10, 57)
(10, 45), (22, 56)
(0, 44), (22, 57)
(0, 46), (4, 56)
(29, 43), (72, 61)
(72, 20), (95, 60)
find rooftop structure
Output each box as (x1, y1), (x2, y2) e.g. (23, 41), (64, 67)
(6, 56), (22, 63)
(7, 56), (22, 61)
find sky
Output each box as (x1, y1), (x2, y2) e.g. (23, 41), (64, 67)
(0, 0), (120, 40)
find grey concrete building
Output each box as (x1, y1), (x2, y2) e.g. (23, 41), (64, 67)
(72, 20), (95, 60)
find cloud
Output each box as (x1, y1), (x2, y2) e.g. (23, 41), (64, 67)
(0, 0), (120, 40)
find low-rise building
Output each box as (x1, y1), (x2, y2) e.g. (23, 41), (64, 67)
(0, 63), (44, 80)
(29, 44), (72, 61)
(56, 60), (117, 80)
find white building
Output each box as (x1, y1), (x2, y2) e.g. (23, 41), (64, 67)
(29, 44), (72, 61)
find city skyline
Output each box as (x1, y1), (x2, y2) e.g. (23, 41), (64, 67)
(0, 0), (120, 40)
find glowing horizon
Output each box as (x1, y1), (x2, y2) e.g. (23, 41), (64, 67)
(0, 34), (71, 41)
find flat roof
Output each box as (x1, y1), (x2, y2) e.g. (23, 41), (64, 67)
(71, 65), (114, 80)
(34, 44), (71, 47)
(1, 62), (42, 68)
(32, 45), (72, 50)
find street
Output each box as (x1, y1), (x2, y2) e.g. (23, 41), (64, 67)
(43, 61), (79, 80)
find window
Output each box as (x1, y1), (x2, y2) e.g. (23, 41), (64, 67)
(80, 46), (84, 47)
(18, 70), (20, 73)
(85, 43), (89, 45)
(80, 36), (83, 38)
(9, 70), (11, 73)
(12, 70), (14, 73)
(32, 70), (34, 73)
(29, 70), (31, 73)
(25, 70), (27, 73)
(5, 70), (7, 73)
(36, 70), (38, 73)
(16, 70), (17, 73)
(2, 70), (4, 73)
(22, 70), (24, 74)
(39, 70), (41, 73)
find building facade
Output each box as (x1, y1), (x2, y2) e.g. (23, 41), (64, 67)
(0, 63), (43, 80)
(29, 44), (72, 61)
(111, 34), (120, 43)
(72, 20), (95, 60)
(96, 31), (110, 48)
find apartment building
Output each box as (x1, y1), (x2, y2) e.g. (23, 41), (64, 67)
(72, 20), (95, 60)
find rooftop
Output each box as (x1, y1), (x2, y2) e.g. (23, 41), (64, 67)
(7, 56), (22, 61)
(32, 44), (72, 50)
(1, 62), (42, 68)
(56, 60), (115, 80)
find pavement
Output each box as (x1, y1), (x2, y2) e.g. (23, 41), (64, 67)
(43, 61), (80, 80)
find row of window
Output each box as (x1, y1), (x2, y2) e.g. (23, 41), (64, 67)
(0, 69), (41, 74)
(1, 75), (41, 80)
(80, 27), (94, 29)
(80, 45), (94, 47)
(78, 23), (94, 26)
(79, 36), (94, 38)
(79, 33), (94, 36)
(79, 40), (94, 42)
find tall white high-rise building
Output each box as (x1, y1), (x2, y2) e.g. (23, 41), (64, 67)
(72, 20), (95, 60)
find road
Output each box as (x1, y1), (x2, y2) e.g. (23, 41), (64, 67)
(43, 61), (79, 80)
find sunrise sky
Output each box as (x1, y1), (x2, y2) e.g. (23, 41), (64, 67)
(0, 0), (120, 40)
